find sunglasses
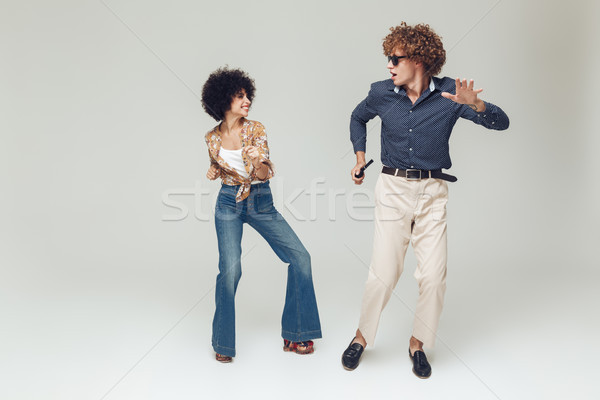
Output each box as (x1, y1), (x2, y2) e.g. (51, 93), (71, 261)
(387, 55), (408, 66)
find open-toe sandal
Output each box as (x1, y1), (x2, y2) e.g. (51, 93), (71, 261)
(215, 353), (232, 363)
(283, 339), (314, 355)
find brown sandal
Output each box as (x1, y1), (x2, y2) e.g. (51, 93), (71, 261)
(215, 353), (232, 363)
(283, 339), (314, 355)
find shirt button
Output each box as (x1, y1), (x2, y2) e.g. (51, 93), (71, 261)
(409, 148), (413, 151)
(409, 110), (413, 113)
(409, 129), (413, 132)
(411, 165), (414, 168)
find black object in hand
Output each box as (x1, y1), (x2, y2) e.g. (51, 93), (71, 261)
(355, 159), (374, 178)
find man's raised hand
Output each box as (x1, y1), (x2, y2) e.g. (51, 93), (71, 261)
(441, 78), (486, 112)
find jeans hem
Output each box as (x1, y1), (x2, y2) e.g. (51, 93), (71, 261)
(281, 329), (322, 342)
(212, 343), (236, 357)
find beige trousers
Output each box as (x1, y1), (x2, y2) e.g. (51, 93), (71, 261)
(358, 173), (448, 348)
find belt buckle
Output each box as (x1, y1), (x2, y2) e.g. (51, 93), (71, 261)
(405, 169), (421, 181)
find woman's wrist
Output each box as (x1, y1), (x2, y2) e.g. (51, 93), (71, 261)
(254, 162), (268, 180)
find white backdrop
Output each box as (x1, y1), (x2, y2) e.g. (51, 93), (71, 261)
(1, 0), (599, 399)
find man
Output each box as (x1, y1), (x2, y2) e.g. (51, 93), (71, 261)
(341, 22), (509, 378)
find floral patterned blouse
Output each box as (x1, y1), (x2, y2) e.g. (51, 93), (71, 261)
(205, 119), (275, 202)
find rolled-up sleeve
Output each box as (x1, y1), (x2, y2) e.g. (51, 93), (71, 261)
(251, 122), (275, 180)
(350, 85), (379, 153)
(205, 132), (220, 167)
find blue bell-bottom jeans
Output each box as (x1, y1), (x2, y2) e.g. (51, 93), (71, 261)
(212, 181), (322, 357)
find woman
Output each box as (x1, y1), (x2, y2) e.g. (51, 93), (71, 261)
(201, 67), (322, 362)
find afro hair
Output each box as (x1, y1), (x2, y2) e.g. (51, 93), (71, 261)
(201, 67), (256, 121)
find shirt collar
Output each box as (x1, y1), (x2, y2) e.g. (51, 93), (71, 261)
(393, 78), (437, 94)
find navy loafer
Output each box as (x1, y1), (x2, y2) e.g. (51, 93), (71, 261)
(409, 348), (431, 379)
(342, 338), (364, 371)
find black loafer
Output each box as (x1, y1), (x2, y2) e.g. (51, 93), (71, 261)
(341, 338), (364, 371)
(409, 348), (431, 379)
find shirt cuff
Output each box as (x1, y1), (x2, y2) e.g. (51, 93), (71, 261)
(475, 101), (500, 125)
(352, 141), (366, 153)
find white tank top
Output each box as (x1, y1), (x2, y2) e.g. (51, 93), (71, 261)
(219, 147), (249, 179)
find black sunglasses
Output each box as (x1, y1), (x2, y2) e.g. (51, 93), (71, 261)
(387, 55), (408, 66)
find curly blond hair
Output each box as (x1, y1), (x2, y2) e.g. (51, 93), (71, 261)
(382, 22), (446, 77)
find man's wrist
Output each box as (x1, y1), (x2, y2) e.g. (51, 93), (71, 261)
(355, 151), (366, 165)
(468, 99), (486, 112)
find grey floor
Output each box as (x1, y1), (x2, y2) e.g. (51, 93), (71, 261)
(2, 236), (598, 400)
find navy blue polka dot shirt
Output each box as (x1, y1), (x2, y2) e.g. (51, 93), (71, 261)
(350, 76), (509, 170)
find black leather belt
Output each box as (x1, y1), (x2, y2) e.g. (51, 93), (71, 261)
(381, 166), (457, 182)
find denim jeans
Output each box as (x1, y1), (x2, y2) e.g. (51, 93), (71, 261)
(212, 181), (322, 357)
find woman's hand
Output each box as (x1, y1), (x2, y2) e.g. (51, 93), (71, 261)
(244, 146), (263, 168)
(206, 164), (221, 180)
(244, 146), (268, 179)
